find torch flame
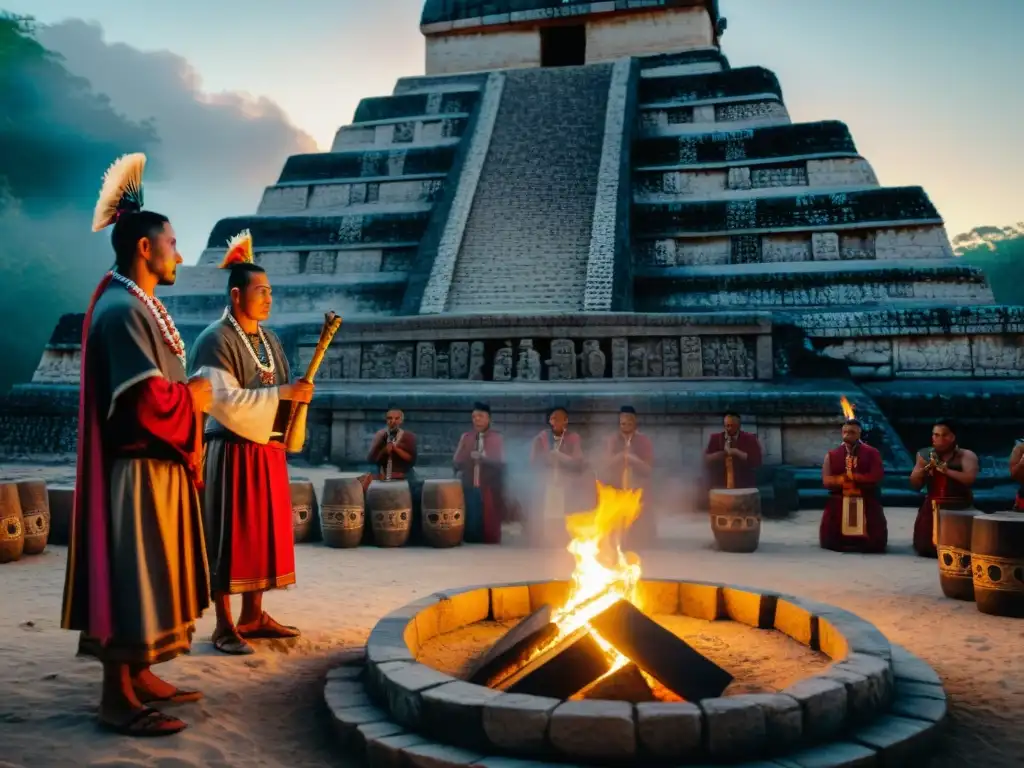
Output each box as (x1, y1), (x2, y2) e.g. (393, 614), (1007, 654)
(840, 396), (856, 420)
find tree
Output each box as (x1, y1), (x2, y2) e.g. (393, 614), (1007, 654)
(953, 224), (1024, 307)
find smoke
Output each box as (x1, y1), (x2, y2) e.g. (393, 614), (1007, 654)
(0, 15), (316, 393)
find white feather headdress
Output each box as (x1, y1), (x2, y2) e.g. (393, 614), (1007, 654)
(219, 230), (255, 269)
(91, 153), (147, 232)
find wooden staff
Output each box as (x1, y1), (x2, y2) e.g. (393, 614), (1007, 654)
(284, 311), (343, 454)
(724, 433), (735, 490)
(621, 434), (632, 490)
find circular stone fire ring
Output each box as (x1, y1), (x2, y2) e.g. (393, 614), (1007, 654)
(324, 580), (947, 767)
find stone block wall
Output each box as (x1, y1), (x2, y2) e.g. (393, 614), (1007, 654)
(258, 179), (443, 215)
(332, 116), (469, 151)
(639, 99), (790, 135)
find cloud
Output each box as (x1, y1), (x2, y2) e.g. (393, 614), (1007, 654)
(35, 19), (317, 259)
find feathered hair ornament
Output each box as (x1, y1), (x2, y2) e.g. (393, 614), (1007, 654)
(91, 153), (146, 232)
(219, 229), (255, 269)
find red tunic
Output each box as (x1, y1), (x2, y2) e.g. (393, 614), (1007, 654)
(912, 448), (974, 558)
(454, 429), (507, 544)
(529, 429), (595, 515)
(368, 429), (418, 480)
(704, 431), (763, 490)
(820, 442), (887, 553)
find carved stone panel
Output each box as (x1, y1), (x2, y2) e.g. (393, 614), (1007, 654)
(416, 341), (436, 378)
(611, 338), (628, 379)
(361, 343), (415, 379)
(469, 341), (486, 380)
(436, 350), (450, 379)
(493, 341), (513, 382)
(680, 336), (703, 378)
(701, 337), (755, 378)
(579, 340), (607, 379)
(547, 339), (577, 380)
(516, 339), (541, 381)
(894, 337), (972, 376)
(449, 341), (469, 379)
(628, 344), (648, 378)
(662, 338), (681, 377)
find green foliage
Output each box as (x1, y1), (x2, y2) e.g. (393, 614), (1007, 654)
(956, 230), (1024, 307)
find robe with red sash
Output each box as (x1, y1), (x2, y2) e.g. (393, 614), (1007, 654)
(912, 447), (974, 558)
(453, 429), (507, 544)
(704, 430), (763, 490)
(188, 312), (295, 595)
(820, 441), (887, 553)
(529, 429), (594, 522)
(61, 274), (210, 664)
(601, 431), (656, 547)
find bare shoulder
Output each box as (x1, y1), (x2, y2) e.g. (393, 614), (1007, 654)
(961, 448), (980, 462)
(1010, 442), (1024, 460)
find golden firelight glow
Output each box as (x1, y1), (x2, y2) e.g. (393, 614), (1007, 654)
(840, 396), (856, 420)
(548, 482), (644, 675)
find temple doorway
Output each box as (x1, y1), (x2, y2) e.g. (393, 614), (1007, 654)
(540, 24), (587, 67)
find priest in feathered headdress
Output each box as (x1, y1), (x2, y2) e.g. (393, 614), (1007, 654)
(61, 154), (214, 736)
(187, 230), (313, 655)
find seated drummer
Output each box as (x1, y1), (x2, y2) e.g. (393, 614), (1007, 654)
(453, 402), (507, 545)
(703, 411), (763, 491)
(367, 406), (421, 542)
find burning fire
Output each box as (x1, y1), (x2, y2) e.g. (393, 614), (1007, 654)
(840, 396), (856, 420)
(549, 482), (644, 674)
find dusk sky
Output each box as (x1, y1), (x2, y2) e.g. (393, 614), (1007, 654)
(8, 0), (1022, 259)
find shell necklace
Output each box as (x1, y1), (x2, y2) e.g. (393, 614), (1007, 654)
(111, 271), (186, 368)
(223, 308), (276, 386)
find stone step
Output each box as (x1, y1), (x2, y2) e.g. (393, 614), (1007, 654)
(634, 223), (956, 270)
(352, 90), (479, 125)
(204, 212), (433, 253)
(276, 146), (458, 184)
(634, 120), (860, 171)
(635, 175), (880, 203)
(258, 187), (439, 216)
(639, 106), (792, 138)
(392, 72), (488, 95)
(194, 245), (417, 277)
(163, 266), (411, 293)
(634, 261), (993, 313)
(638, 65), (783, 109)
(331, 120), (467, 152)
(637, 47), (731, 77)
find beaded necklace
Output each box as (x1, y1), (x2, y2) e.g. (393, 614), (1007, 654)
(223, 308), (276, 386)
(110, 271), (186, 368)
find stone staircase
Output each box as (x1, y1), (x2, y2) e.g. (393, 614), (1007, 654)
(442, 64), (613, 313)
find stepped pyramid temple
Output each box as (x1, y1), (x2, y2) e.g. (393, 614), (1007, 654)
(5, 0), (1023, 506)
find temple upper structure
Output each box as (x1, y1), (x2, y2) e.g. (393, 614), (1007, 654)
(4, 0), (1021, 509)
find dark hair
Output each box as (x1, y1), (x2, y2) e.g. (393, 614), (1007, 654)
(844, 418), (863, 429)
(934, 418), (957, 437)
(472, 401), (491, 414)
(548, 406), (568, 419)
(619, 405), (636, 415)
(724, 410), (740, 420)
(226, 262), (267, 297)
(111, 211), (169, 273)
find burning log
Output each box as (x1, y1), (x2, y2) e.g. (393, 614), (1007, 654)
(575, 662), (655, 703)
(492, 626), (611, 700)
(467, 605), (558, 686)
(589, 599), (733, 702)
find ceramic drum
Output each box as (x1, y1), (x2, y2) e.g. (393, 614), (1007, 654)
(16, 479), (50, 556)
(290, 480), (319, 544)
(936, 506), (981, 601)
(421, 479), (465, 548)
(47, 485), (74, 546)
(709, 488), (761, 553)
(321, 474), (366, 549)
(0, 483), (25, 564)
(367, 480), (413, 548)
(971, 513), (1024, 618)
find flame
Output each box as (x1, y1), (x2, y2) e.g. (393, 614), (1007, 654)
(840, 396), (856, 420)
(545, 482), (645, 675)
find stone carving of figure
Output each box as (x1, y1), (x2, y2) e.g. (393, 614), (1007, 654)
(436, 350), (450, 379)
(516, 339), (541, 381)
(662, 338), (681, 377)
(416, 342), (436, 378)
(546, 339), (577, 381)
(394, 347), (413, 378)
(579, 340), (606, 379)
(450, 342), (470, 379)
(628, 345), (648, 378)
(493, 342), (514, 382)
(611, 338), (628, 379)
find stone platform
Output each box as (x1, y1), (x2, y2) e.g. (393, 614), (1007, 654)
(323, 580), (945, 766)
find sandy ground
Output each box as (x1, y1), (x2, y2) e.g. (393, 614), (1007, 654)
(0, 463), (1022, 767)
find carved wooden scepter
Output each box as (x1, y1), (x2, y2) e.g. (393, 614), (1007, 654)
(283, 311), (343, 454)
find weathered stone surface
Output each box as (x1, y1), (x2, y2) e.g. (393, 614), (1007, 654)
(403, 742), (484, 767)
(774, 741), (879, 767)
(482, 692), (559, 755)
(850, 715), (940, 765)
(722, 587), (778, 628)
(784, 676), (848, 742)
(635, 578), (680, 615)
(828, 653), (894, 715)
(678, 581), (723, 620)
(381, 662), (457, 728)
(528, 580), (571, 612)
(728, 693), (803, 755)
(894, 680), (945, 700)
(366, 732), (431, 768)
(421, 681), (502, 750)
(774, 598), (817, 647)
(889, 693), (947, 724)
(889, 644), (942, 686)
(436, 589), (490, 633)
(635, 701), (702, 759)
(548, 700), (636, 761)
(325, 679), (373, 712)
(701, 695), (767, 761)
(326, 665), (364, 682)
(490, 585), (531, 620)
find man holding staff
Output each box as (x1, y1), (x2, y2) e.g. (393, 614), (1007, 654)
(453, 402), (507, 544)
(188, 231), (313, 655)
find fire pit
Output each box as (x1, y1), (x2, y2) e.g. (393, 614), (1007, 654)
(323, 487), (947, 766)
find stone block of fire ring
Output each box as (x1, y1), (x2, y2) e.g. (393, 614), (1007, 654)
(709, 487), (761, 553)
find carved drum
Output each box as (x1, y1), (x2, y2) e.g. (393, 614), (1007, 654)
(421, 479), (465, 548)
(320, 473), (366, 549)
(367, 480), (413, 548)
(290, 480), (320, 544)
(972, 513), (1024, 618)
(936, 506), (982, 601)
(0, 483), (25, 564)
(17, 479), (50, 555)
(47, 485), (74, 546)
(709, 488), (761, 553)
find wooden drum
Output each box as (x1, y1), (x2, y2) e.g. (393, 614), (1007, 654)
(367, 479), (413, 548)
(17, 479), (50, 555)
(972, 513), (1024, 618)
(936, 506), (981, 601)
(47, 485), (74, 546)
(421, 479), (465, 548)
(709, 488), (761, 553)
(290, 480), (320, 544)
(0, 483), (24, 564)
(320, 473), (366, 549)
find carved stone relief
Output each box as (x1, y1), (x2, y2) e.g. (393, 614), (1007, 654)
(493, 341), (513, 382)
(680, 336), (703, 377)
(547, 338), (577, 380)
(449, 341), (469, 379)
(469, 341), (486, 380)
(516, 339), (541, 381)
(579, 341), (606, 379)
(611, 338), (628, 379)
(416, 341), (436, 378)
